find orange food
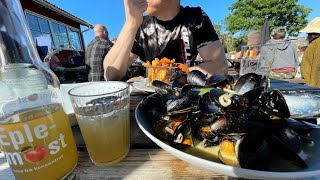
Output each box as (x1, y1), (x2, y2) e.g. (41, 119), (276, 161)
(143, 57), (176, 67)
(156, 68), (167, 81)
(177, 63), (189, 73)
(143, 57), (185, 85)
(182, 138), (192, 146)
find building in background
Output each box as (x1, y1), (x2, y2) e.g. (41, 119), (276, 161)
(21, 0), (93, 51)
(20, 0), (93, 82)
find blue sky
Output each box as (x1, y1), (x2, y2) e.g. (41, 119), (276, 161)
(48, 0), (319, 46)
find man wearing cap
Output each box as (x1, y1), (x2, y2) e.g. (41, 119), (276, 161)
(103, 0), (228, 81)
(300, 17), (320, 87)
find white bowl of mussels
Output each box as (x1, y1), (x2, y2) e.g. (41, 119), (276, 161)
(135, 72), (320, 179)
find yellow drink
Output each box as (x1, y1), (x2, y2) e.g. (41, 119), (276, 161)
(76, 104), (130, 165)
(0, 104), (78, 180)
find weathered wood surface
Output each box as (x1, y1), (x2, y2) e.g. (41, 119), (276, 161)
(67, 149), (226, 180)
(0, 152), (12, 180)
(0, 149), (227, 180)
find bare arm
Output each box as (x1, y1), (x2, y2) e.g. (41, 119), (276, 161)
(189, 40), (228, 77)
(103, 0), (147, 81)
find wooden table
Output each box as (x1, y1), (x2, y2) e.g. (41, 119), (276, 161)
(1, 82), (318, 180)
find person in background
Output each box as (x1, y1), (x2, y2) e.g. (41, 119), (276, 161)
(86, 24), (113, 81)
(103, 0), (228, 81)
(234, 30), (261, 60)
(48, 52), (70, 82)
(300, 17), (320, 87)
(49, 54), (65, 72)
(219, 36), (228, 54)
(259, 27), (299, 79)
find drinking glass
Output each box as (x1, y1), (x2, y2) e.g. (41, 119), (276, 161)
(68, 82), (130, 166)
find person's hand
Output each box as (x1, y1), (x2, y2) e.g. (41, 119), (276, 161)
(124, 0), (148, 28)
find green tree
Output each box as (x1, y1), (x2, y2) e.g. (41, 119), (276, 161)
(213, 24), (222, 36)
(225, 0), (312, 36)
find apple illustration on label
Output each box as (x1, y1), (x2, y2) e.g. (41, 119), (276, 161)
(27, 94), (38, 101)
(22, 146), (48, 163)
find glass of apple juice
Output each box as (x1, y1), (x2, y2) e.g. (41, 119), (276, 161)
(68, 82), (130, 166)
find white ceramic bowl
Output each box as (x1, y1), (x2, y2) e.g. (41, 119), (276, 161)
(135, 101), (320, 179)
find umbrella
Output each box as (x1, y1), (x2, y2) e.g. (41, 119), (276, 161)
(260, 16), (270, 45)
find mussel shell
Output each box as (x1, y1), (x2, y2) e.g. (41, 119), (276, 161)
(152, 80), (178, 96)
(153, 119), (172, 140)
(181, 85), (205, 94)
(205, 74), (233, 89)
(172, 73), (187, 91)
(198, 93), (220, 114)
(161, 94), (177, 106)
(167, 91), (200, 113)
(209, 88), (247, 111)
(209, 107), (265, 135)
(238, 134), (271, 170)
(170, 71), (187, 82)
(271, 128), (302, 153)
(209, 88), (228, 103)
(187, 70), (207, 86)
(266, 130), (308, 168)
(140, 93), (167, 122)
(260, 90), (290, 119)
(172, 120), (193, 146)
(242, 87), (264, 104)
(233, 73), (267, 95)
(189, 115), (219, 145)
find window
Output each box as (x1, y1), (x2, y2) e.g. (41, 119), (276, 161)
(68, 28), (82, 50)
(52, 22), (69, 48)
(25, 12), (83, 50)
(26, 13), (53, 48)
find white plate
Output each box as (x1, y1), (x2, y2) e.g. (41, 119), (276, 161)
(132, 78), (155, 93)
(135, 99), (320, 180)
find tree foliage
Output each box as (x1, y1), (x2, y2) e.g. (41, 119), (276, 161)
(225, 0), (312, 36)
(213, 24), (222, 36)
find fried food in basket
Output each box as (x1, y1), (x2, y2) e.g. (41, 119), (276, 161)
(143, 57), (177, 86)
(143, 57), (176, 67)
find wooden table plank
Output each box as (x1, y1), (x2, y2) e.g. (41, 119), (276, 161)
(0, 149), (227, 180)
(66, 149), (226, 180)
(0, 153), (13, 180)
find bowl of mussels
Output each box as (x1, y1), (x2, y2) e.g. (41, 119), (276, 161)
(135, 71), (320, 179)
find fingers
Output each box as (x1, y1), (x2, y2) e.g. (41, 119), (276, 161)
(136, 0), (146, 4)
(125, 0), (147, 11)
(137, 2), (148, 12)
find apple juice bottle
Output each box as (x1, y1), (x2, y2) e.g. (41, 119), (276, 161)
(0, 0), (78, 179)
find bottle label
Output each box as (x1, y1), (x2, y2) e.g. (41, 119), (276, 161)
(0, 104), (78, 179)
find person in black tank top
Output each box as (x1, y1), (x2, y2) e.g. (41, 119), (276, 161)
(103, 0), (228, 81)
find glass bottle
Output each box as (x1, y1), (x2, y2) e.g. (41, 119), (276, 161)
(0, 0), (78, 179)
